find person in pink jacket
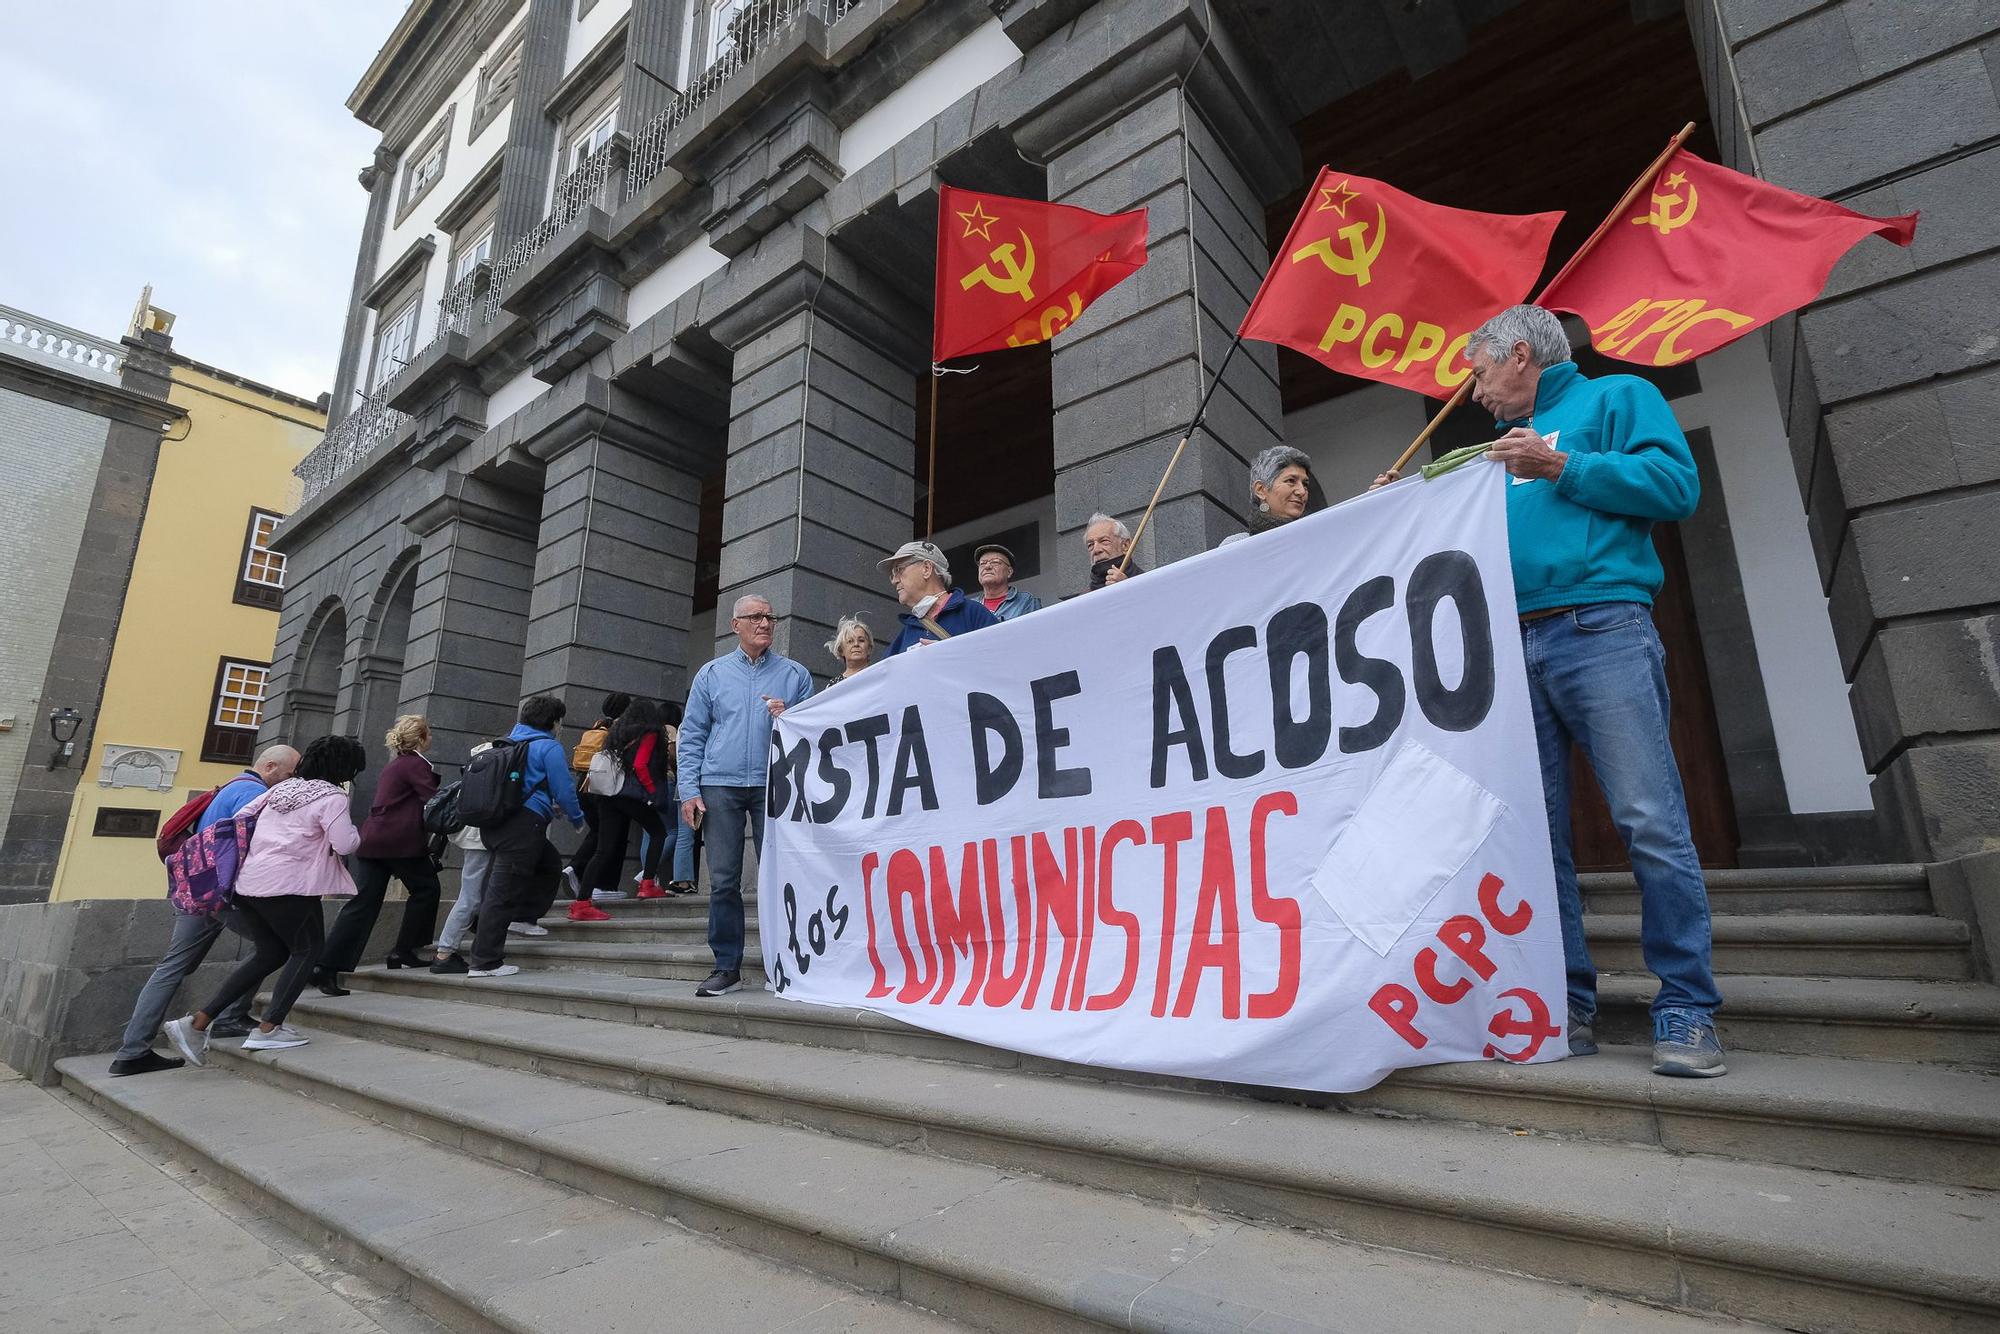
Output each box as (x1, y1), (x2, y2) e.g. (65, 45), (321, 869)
(165, 736), (367, 1061)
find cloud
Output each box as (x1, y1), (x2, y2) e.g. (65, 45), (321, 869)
(0, 1), (405, 398)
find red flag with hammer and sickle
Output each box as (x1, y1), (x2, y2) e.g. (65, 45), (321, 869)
(933, 186), (1148, 363)
(1540, 148), (1918, 367)
(1239, 168), (1563, 399)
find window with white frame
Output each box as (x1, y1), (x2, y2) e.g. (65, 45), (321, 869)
(470, 27), (525, 138)
(450, 226), (495, 284)
(203, 658), (270, 764)
(370, 297), (420, 389)
(235, 509), (287, 609)
(565, 102), (619, 175)
(397, 111), (454, 222)
(705, 0), (753, 66)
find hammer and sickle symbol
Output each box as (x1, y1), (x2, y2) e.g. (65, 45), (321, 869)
(1482, 987), (1562, 1063)
(1633, 174), (1700, 235)
(1291, 202), (1388, 286)
(961, 230), (1039, 303)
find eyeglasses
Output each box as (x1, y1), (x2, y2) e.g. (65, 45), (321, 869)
(734, 613), (776, 625)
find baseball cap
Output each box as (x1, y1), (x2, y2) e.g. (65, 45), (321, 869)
(878, 540), (950, 580)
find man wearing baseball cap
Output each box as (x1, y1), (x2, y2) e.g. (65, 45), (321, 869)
(973, 543), (1042, 622)
(879, 540), (1000, 655)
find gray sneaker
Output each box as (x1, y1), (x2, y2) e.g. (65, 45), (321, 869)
(695, 969), (742, 997)
(163, 1016), (209, 1068)
(1652, 1009), (1727, 1078)
(1567, 1005), (1598, 1058)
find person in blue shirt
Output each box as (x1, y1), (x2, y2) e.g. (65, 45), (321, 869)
(108, 743), (298, 1075)
(465, 695), (586, 978)
(1381, 304), (1723, 1080)
(678, 593), (815, 997)
(881, 540), (1000, 654)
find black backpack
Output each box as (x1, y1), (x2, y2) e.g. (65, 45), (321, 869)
(456, 738), (533, 828)
(422, 780), (465, 836)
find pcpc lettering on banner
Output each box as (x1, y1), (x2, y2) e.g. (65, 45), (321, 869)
(759, 461), (1566, 1094)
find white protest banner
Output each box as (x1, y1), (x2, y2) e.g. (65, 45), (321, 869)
(756, 460), (1565, 1093)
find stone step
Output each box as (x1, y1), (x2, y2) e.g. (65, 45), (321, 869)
(292, 988), (2000, 1190)
(498, 937), (727, 979)
(1580, 865), (1933, 916)
(534, 915), (757, 944)
(205, 1028), (1979, 1334)
(344, 961), (2000, 1069)
(54, 1057), (968, 1334)
(1586, 913), (1972, 980)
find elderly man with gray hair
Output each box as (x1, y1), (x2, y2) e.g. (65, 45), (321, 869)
(879, 539), (1000, 654)
(1083, 512), (1144, 590)
(1381, 303), (1722, 1078)
(677, 592), (814, 997)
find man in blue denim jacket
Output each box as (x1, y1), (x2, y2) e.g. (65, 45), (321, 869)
(1393, 304), (1725, 1079)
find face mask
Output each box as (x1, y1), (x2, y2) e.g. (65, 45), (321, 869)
(912, 593), (941, 618)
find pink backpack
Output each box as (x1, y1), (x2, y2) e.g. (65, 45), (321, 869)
(164, 792), (267, 914)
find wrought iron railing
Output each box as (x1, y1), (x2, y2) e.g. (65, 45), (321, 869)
(626, 0), (862, 201)
(304, 0), (868, 504)
(0, 304), (123, 381)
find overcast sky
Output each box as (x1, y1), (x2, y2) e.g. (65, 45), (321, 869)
(2, 3), (409, 400)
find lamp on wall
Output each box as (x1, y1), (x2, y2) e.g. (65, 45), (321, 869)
(47, 707), (83, 769)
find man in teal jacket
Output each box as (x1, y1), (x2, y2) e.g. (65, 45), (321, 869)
(1466, 305), (1723, 1078)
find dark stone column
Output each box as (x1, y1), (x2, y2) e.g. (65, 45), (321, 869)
(622, 0), (688, 133)
(516, 379), (707, 720)
(0, 334), (179, 902)
(329, 147), (398, 426)
(1691, 0), (2000, 860)
(706, 234), (921, 663)
(1013, 0), (1295, 591)
(400, 473), (539, 762)
(493, 0), (572, 249)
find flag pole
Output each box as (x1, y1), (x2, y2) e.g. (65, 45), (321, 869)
(925, 364), (941, 539)
(1118, 331), (1245, 574)
(1381, 121), (1699, 479)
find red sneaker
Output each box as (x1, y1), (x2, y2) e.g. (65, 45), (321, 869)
(568, 900), (612, 922)
(636, 879), (667, 900)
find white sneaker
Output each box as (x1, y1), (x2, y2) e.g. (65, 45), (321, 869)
(163, 1016), (208, 1068)
(507, 922), (549, 937)
(561, 866), (581, 897)
(242, 1026), (309, 1051)
(591, 889), (628, 902)
(468, 964), (520, 978)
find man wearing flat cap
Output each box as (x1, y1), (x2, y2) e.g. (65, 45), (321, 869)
(973, 543), (1042, 622)
(880, 540), (1000, 655)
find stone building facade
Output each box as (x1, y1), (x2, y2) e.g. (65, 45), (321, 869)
(267, 0), (2000, 878)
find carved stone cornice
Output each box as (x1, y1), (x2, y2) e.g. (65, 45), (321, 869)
(401, 469), (539, 539)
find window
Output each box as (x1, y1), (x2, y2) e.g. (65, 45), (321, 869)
(93, 808), (162, 839)
(202, 658), (270, 765)
(396, 109), (455, 223)
(370, 297), (420, 390)
(470, 27), (525, 139)
(565, 103), (619, 175)
(450, 225), (495, 285)
(235, 509), (287, 610)
(705, 0), (753, 66)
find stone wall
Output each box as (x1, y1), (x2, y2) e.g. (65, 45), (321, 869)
(0, 897), (407, 1085)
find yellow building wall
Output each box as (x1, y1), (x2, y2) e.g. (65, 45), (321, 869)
(48, 363), (322, 901)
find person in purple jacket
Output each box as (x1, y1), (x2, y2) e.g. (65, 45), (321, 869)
(314, 715), (441, 995)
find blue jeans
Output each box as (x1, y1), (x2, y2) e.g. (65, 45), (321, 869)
(701, 785), (764, 972)
(1522, 602), (1720, 1022)
(640, 805), (699, 883)
(434, 847), (491, 953)
(116, 911), (254, 1059)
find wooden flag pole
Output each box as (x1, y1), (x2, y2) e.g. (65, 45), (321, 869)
(1381, 121), (1699, 480)
(1119, 331), (1245, 573)
(925, 364), (941, 538)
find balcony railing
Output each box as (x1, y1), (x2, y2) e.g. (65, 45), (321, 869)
(0, 304), (123, 381)
(301, 0), (868, 506)
(627, 0), (863, 202)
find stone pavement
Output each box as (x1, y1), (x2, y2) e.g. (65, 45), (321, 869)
(0, 1064), (440, 1334)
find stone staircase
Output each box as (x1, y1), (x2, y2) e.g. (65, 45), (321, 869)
(59, 864), (2000, 1334)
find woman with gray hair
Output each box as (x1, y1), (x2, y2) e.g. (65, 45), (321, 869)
(823, 613), (874, 686)
(1220, 444), (1315, 547)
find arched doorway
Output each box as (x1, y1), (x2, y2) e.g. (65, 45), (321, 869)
(353, 556), (420, 804)
(292, 601), (347, 749)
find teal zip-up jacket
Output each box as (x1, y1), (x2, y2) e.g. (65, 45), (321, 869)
(1499, 362), (1699, 614)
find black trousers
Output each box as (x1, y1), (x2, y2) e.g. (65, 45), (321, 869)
(323, 855), (442, 973)
(201, 895), (324, 1027)
(470, 810), (560, 969)
(568, 793), (631, 894)
(581, 797), (667, 889)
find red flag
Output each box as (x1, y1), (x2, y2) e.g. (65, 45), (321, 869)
(1239, 169), (1562, 399)
(933, 186), (1148, 363)
(1541, 149), (1917, 367)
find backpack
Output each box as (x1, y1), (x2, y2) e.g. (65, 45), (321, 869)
(571, 723), (610, 775)
(164, 800), (261, 915)
(157, 786), (222, 862)
(422, 780), (465, 836)
(584, 748), (623, 797)
(457, 737), (534, 828)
